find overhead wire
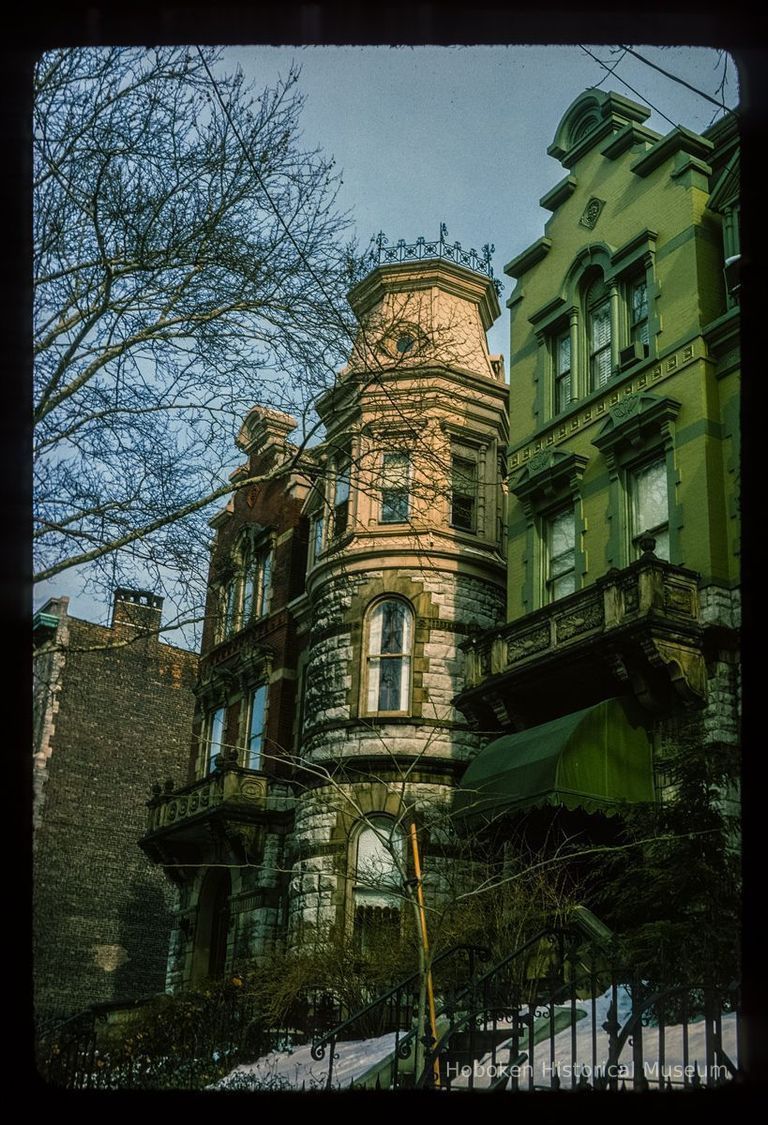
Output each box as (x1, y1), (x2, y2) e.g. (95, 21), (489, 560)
(617, 44), (732, 113)
(578, 44), (680, 129)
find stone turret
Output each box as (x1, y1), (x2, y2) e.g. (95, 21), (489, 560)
(287, 246), (509, 946)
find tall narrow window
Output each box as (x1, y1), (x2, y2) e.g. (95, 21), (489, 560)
(554, 331), (572, 414)
(207, 706), (226, 770)
(545, 507), (576, 601)
(223, 578), (240, 637)
(365, 600), (413, 714)
(312, 512), (325, 562)
(630, 458), (669, 561)
(353, 818), (404, 953)
(242, 544), (272, 623)
(333, 452), (350, 537)
(451, 456), (477, 531)
(380, 452), (410, 523)
(588, 276), (612, 390)
(630, 277), (649, 348)
(246, 684), (267, 770)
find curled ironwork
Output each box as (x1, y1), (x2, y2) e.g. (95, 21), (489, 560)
(362, 227), (502, 295)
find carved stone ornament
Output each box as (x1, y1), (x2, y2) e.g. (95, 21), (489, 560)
(579, 197), (605, 230)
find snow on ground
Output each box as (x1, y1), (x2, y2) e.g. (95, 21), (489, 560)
(214, 1030), (400, 1090)
(450, 990), (739, 1090)
(213, 987), (739, 1091)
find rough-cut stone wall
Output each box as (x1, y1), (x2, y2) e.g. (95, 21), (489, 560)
(164, 817), (291, 993)
(290, 561), (506, 945)
(303, 567), (505, 745)
(287, 779), (461, 945)
(699, 584), (740, 750)
(653, 583), (740, 808)
(33, 603), (198, 1022)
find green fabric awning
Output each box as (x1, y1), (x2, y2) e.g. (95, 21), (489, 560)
(455, 698), (654, 821)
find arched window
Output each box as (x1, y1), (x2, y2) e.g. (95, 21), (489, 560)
(216, 534), (273, 642)
(364, 599), (414, 714)
(353, 817), (405, 952)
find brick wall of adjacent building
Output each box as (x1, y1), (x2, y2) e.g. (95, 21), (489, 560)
(33, 591), (198, 1023)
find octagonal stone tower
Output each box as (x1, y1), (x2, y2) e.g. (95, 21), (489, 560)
(287, 242), (510, 947)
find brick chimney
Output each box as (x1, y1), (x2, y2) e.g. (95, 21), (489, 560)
(111, 588), (164, 634)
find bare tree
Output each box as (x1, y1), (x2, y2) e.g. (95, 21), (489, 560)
(33, 46), (359, 624)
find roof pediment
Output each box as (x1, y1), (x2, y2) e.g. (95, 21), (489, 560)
(548, 89), (652, 168)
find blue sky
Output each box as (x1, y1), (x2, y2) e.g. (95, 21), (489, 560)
(223, 44), (739, 360)
(35, 44), (739, 628)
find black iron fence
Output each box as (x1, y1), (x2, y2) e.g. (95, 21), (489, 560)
(311, 927), (741, 1091)
(419, 946), (740, 1091)
(36, 982), (340, 1091)
(37, 931), (741, 1091)
(309, 943), (491, 1090)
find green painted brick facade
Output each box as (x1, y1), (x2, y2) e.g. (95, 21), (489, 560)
(504, 90), (739, 615)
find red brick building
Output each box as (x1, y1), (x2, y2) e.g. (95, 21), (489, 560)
(140, 407), (311, 988)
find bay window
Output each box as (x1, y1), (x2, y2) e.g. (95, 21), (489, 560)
(353, 817), (404, 952)
(451, 455), (477, 531)
(333, 450), (351, 538)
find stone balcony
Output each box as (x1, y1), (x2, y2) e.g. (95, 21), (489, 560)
(455, 550), (708, 731)
(141, 752), (294, 873)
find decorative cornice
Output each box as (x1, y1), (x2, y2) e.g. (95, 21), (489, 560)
(504, 237), (552, 280)
(601, 122), (659, 160)
(539, 175), (577, 212)
(508, 338), (702, 469)
(548, 90), (653, 168)
(592, 392), (681, 458)
(510, 449), (588, 507)
(236, 405), (297, 456)
(631, 126), (714, 179)
(708, 151), (740, 214)
(529, 293), (570, 330)
(610, 228), (658, 272)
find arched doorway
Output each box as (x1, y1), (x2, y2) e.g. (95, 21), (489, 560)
(191, 868), (231, 984)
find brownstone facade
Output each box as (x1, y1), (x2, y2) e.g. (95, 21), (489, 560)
(140, 408), (311, 989)
(33, 591), (198, 1023)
